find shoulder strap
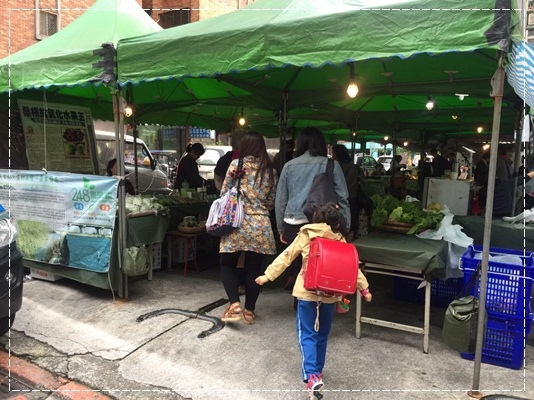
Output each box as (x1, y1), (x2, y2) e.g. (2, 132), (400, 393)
(235, 158), (244, 190)
(326, 158), (334, 179)
(456, 262), (481, 300)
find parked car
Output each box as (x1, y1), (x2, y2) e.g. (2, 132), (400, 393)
(0, 205), (23, 336)
(354, 153), (377, 175)
(95, 130), (172, 195)
(376, 155), (393, 172)
(196, 145), (233, 180)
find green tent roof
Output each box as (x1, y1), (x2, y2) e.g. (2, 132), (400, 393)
(118, 0), (511, 84)
(0, 0), (162, 92)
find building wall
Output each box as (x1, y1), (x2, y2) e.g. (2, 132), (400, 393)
(0, 0), (143, 59)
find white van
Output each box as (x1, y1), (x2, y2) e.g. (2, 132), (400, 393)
(95, 130), (171, 195)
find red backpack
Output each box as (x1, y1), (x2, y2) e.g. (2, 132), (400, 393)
(304, 237), (359, 296)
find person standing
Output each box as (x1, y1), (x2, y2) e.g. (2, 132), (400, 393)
(213, 131), (244, 191)
(275, 127), (350, 292)
(256, 203), (372, 399)
(331, 144), (365, 242)
(429, 148), (451, 178)
(273, 139), (295, 176)
(219, 131), (277, 325)
(106, 158), (135, 195)
(173, 143), (206, 190)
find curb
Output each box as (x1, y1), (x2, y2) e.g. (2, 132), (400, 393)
(0, 350), (113, 400)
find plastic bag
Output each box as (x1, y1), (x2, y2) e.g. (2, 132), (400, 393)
(122, 245), (149, 276)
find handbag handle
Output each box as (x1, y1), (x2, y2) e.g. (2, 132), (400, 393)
(456, 262), (481, 300)
(235, 158), (244, 191)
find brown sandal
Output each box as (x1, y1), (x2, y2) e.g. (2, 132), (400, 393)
(243, 309), (256, 325)
(222, 304), (243, 322)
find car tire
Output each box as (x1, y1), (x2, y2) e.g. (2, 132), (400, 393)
(0, 314), (15, 336)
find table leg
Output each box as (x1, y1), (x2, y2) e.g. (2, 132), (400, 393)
(355, 292), (362, 339)
(423, 279), (431, 354)
(167, 236), (172, 271)
(147, 244), (153, 281)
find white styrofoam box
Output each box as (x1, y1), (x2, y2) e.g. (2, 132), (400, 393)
(150, 242), (162, 270)
(30, 268), (62, 282)
(171, 237), (197, 263)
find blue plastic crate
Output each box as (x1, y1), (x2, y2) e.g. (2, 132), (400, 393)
(393, 277), (464, 308)
(461, 312), (533, 370)
(461, 246), (534, 317)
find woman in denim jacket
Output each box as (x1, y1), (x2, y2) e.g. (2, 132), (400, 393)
(275, 127), (350, 292)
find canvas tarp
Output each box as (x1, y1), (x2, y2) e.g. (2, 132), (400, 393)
(115, 0), (521, 145)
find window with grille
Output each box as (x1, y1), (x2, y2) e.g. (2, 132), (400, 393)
(159, 9), (191, 29)
(37, 10), (58, 39)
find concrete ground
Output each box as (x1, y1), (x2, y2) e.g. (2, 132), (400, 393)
(0, 257), (533, 400)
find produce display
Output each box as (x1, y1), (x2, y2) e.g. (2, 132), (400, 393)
(124, 193), (209, 216)
(370, 194), (444, 235)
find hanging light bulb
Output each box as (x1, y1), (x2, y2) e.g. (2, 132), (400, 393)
(123, 104), (134, 117)
(425, 96), (434, 110)
(476, 126), (483, 133)
(403, 141), (409, 147)
(238, 108), (246, 126)
(455, 93), (468, 101)
(346, 62), (359, 98)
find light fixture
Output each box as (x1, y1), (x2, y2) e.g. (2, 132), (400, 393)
(425, 96), (434, 110)
(403, 141), (409, 147)
(482, 144), (490, 151)
(462, 145), (476, 154)
(238, 108), (246, 126)
(346, 62), (359, 98)
(455, 93), (468, 101)
(476, 126), (483, 133)
(451, 115), (458, 120)
(123, 104), (134, 117)
(384, 136), (389, 141)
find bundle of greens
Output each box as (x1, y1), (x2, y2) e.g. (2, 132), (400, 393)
(370, 194), (444, 235)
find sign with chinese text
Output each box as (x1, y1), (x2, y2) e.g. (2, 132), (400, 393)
(0, 170), (118, 272)
(18, 99), (98, 174)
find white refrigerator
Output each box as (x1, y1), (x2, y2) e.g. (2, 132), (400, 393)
(423, 178), (472, 216)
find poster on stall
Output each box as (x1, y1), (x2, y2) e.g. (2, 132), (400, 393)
(0, 170), (118, 273)
(18, 99), (98, 174)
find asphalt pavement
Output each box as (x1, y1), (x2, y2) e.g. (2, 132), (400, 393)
(0, 256), (533, 400)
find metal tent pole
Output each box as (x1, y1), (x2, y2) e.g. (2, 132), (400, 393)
(113, 88), (128, 300)
(469, 51), (505, 398)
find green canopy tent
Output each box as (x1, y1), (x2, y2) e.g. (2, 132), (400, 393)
(116, 0), (525, 393)
(0, 0), (164, 299)
(116, 0), (521, 149)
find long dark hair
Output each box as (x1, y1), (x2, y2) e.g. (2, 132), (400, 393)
(312, 202), (341, 233)
(295, 127), (327, 157)
(332, 144), (351, 164)
(238, 131), (274, 185)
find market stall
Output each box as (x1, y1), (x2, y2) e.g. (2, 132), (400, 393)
(454, 215), (534, 251)
(353, 231), (450, 353)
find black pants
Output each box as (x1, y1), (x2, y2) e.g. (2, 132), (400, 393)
(220, 251), (265, 311)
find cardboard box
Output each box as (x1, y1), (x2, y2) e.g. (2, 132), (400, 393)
(30, 268), (62, 282)
(150, 242), (162, 270)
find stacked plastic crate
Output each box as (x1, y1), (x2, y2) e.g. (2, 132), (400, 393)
(460, 245), (534, 370)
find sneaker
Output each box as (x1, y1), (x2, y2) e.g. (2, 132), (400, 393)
(306, 373), (323, 400)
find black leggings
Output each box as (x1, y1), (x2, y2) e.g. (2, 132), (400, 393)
(220, 251), (265, 311)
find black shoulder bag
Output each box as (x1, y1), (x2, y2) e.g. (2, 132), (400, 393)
(303, 158), (337, 221)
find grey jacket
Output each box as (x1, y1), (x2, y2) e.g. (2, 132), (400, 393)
(275, 151), (350, 234)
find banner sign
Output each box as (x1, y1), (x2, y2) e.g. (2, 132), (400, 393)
(18, 99), (98, 175)
(0, 170), (118, 273)
(189, 127), (211, 139)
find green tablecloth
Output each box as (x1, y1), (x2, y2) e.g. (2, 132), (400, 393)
(127, 212), (170, 245)
(353, 231), (449, 278)
(453, 215), (534, 251)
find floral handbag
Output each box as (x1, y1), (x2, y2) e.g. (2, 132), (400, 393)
(205, 159), (244, 237)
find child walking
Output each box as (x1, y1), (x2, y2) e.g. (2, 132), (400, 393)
(256, 203), (372, 399)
